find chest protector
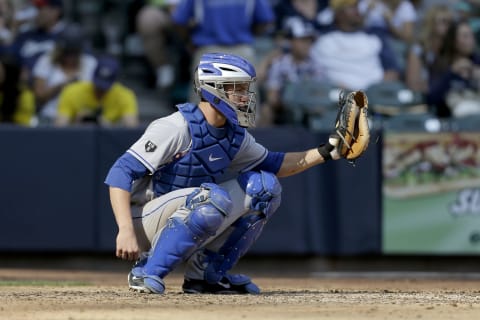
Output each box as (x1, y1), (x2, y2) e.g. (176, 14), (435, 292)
(153, 103), (245, 196)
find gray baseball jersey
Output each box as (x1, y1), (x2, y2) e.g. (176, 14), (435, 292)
(126, 111), (270, 251)
(127, 111), (268, 180)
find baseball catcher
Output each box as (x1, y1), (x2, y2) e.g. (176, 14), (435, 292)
(317, 90), (370, 164)
(105, 52), (369, 296)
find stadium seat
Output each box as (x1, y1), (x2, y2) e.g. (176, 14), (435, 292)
(365, 80), (426, 116)
(308, 109), (338, 131)
(282, 81), (340, 124)
(382, 112), (439, 132)
(451, 115), (480, 131)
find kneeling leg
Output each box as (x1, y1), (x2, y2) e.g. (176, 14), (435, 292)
(183, 171), (282, 294)
(130, 183), (232, 293)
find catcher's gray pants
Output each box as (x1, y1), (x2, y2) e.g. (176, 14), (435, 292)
(131, 178), (254, 278)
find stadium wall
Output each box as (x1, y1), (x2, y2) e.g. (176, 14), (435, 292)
(0, 126), (381, 256)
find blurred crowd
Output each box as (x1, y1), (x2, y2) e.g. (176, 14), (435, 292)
(0, 0), (479, 130)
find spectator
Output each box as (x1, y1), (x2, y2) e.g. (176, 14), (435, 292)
(12, 0), (38, 33)
(427, 21), (480, 118)
(405, 3), (453, 93)
(311, 0), (400, 91)
(0, 54), (35, 125)
(260, 17), (326, 126)
(5, 0), (66, 75)
(358, 0), (418, 71)
(0, 0), (15, 46)
(274, 0), (332, 32)
(171, 0), (275, 100)
(257, 0), (330, 83)
(453, 0), (480, 43)
(32, 24), (97, 125)
(55, 57), (139, 128)
(358, 0), (417, 43)
(418, 0), (458, 14)
(135, 0), (181, 89)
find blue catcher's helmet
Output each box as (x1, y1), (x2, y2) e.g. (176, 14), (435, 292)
(194, 53), (257, 127)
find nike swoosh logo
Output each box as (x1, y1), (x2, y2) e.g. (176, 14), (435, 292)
(218, 281), (231, 289)
(209, 154), (223, 162)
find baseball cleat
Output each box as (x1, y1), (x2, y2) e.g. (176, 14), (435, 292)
(128, 270), (165, 294)
(182, 274), (260, 294)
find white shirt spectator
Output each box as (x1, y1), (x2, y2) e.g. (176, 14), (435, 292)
(33, 52), (97, 120)
(265, 53), (326, 90)
(312, 30), (385, 90)
(359, 0), (417, 31)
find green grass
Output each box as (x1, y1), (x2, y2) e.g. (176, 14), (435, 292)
(0, 280), (91, 286)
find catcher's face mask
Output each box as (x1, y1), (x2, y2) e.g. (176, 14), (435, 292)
(223, 82), (256, 127)
(194, 53), (257, 128)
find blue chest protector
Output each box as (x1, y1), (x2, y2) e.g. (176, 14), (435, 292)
(153, 103), (245, 196)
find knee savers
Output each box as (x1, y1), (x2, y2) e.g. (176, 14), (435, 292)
(238, 170), (282, 218)
(186, 182), (232, 237)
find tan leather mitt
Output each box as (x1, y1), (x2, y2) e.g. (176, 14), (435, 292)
(334, 90), (370, 162)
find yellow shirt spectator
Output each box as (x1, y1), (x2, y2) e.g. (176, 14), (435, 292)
(0, 88), (35, 126)
(0, 56), (35, 126)
(55, 56), (139, 127)
(57, 81), (139, 127)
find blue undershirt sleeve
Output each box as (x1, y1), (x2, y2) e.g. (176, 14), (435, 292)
(252, 151), (285, 174)
(104, 152), (150, 192)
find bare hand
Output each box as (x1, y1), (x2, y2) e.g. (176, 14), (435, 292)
(451, 57), (473, 79)
(116, 229), (140, 261)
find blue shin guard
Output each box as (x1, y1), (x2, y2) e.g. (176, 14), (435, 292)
(142, 183), (232, 280)
(204, 171), (282, 285)
(204, 213), (266, 286)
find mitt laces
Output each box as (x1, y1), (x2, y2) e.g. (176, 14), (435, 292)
(336, 90), (358, 166)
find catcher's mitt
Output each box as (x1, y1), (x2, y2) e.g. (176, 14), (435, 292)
(317, 90), (370, 163)
(334, 90), (370, 161)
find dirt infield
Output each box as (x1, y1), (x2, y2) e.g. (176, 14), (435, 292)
(1, 257), (480, 320)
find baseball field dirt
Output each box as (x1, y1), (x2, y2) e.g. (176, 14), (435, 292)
(1, 256), (479, 320)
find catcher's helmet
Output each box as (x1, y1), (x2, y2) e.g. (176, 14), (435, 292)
(194, 52), (257, 127)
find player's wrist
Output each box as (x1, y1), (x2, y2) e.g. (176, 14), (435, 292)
(318, 132), (341, 162)
(317, 142), (335, 161)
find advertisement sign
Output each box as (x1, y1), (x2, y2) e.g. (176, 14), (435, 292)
(382, 132), (480, 254)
